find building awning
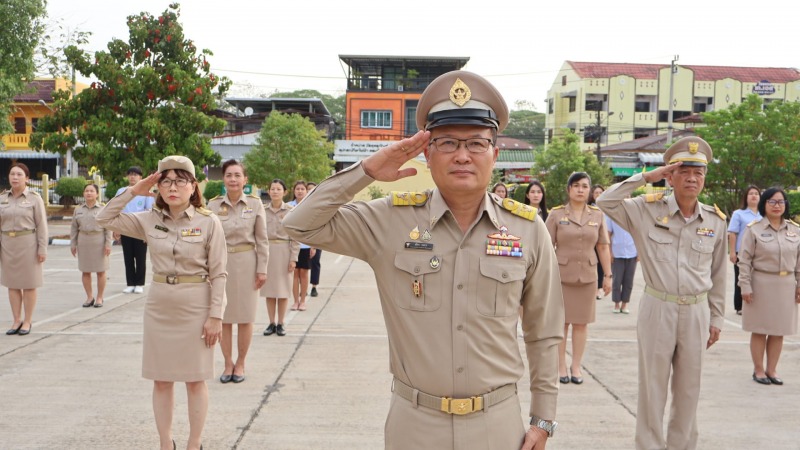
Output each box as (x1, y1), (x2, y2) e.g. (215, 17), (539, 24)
(0, 151), (60, 159)
(638, 153), (664, 165)
(560, 90), (577, 98)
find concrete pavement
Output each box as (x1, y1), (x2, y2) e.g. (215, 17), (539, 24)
(0, 220), (798, 449)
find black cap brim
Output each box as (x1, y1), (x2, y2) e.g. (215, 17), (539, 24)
(426, 108), (498, 130)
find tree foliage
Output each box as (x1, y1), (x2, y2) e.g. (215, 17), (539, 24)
(243, 112), (333, 190)
(0, 0), (46, 137)
(35, 19), (91, 79)
(532, 130), (612, 206)
(505, 109), (545, 146)
(698, 94), (800, 214)
(30, 3), (230, 183)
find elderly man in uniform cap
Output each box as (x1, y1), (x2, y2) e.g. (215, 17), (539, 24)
(283, 71), (564, 450)
(597, 136), (726, 450)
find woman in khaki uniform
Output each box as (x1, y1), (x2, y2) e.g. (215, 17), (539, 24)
(70, 184), (113, 307)
(545, 172), (611, 385)
(737, 187), (800, 386)
(2, 163), (48, 336)
(261, 179), (300, 337)
(97, 156), (227, 450)
(207, 159), (269, 383)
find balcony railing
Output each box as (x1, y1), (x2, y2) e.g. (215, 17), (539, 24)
(346, 77), (433, 92)
(1, 133), (31, 149)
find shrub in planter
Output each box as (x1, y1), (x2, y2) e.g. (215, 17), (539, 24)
(203, 180), (224, 201)
(54, 177), (88, 207)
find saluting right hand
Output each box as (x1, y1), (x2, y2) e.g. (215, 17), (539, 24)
(362, 130), (430, 182)
(130, 172), (162, 197)
(643, 161), (682, 184)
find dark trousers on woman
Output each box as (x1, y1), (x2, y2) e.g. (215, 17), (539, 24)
(310, 249), (322, 285)
(611, 257), (637, 303)
(733, 257), (742, 312)
(121, 235), (147, 287)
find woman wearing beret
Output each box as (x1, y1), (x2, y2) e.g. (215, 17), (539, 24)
(70, 183), (113, 308)
(545, 172), (611, 385)
(97, 155), (227, 450)
(261, 179), (299, 336)
(2, 163), (48, 336)
(207, 159), (269, 383)
(737, 187), (800, 386)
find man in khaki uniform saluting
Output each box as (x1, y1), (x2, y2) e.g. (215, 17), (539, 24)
(596, 137), (726, 450)
(283, 71), (564, 450)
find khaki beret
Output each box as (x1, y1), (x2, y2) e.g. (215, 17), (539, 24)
(416, 70), (509, 133)
(157, 155), (196, 177)
(663, 136), (713, 167)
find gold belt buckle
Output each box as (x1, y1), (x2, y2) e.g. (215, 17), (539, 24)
(8, 231), (16, 237)
(677, 296), (688, 305)
(166, 275), (178, 285)
(780, 271), (789, 276)
(441, 396), (482, 415)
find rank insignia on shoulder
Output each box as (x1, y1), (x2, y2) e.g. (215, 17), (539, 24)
(788, 219), (799, 227)
(588, 204), (600, 210)
(391, 191), (428, 206)
(550, 205), (565, 210)
(713, 204), (727, 221)
(196, 207), (212, 216)
(494, 196), (536, 221)
(747, 219), (761, 227)
(486, 226), (523, 257)
(248, 193), (260, 199)
(644, 193), (664, 203)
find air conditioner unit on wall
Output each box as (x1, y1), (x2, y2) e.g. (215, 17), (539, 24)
(398, 86), (404, 91)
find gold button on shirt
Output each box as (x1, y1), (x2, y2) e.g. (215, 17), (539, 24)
(97, 188), (228, 318)
(282, 162), (564, 420)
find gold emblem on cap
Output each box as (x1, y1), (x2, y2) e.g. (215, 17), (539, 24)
(449, 78), (471, 107)
(688, 142), (699, 154)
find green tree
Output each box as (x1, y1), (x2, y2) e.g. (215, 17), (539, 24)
(505, 108), (545, 146)
(36, 19), (91, 79)
(0, 0), (46, 138)
(30, 3), (230, 183)
(244, 112), (333, 190)
(698, 94), (800, 214)
(532, 131), (612, 206)
(270, 89), (345, 139)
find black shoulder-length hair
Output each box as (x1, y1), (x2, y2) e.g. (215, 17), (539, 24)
(740, 185), (760, 210)
(524, 179), (548, 221)
(757, 187), (789, 219)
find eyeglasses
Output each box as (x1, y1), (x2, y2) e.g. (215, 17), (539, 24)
(767, 199), (786, 206)
(429, 137), (494, 154)
(158, 178), (191, 188)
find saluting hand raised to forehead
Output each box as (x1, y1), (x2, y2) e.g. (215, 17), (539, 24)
(643, 162), (683, 184)
(362, 130), (430, 182)
(129, 172), (163, 197)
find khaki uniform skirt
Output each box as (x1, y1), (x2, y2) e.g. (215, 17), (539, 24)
(1, 232), (43, 289)
(223, 249), (258, 324)
(142, 281), (214, 382)
(743, 271), (799, 336)
(562, 281), (597, 324)
(260, 241), (292, 298)
(77, 232), (110, 273)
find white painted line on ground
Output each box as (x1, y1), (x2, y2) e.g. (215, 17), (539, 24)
(335, 254), (345, 264)
(34, 292), (130, 326)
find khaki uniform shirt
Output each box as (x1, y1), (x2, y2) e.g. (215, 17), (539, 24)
(597, 173), (727, 328)
(737, 219), (800, 294)
(545, 204), (609, 284)
(265, 202), (301, 262)
(70, 203), (113, 250)
(207, 194), (269, 274)
(97, 188), (228, 318)
(282, 162), (564, 419)
(0, 188), (48, 255)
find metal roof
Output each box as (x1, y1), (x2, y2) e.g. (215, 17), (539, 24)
(224, 97), (332, 117)
(339, 55), (469, 66)
(601, 129), (696, 154)
(0, 151), (60, 159)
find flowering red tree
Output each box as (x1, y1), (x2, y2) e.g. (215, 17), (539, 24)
(32, 3), (230, 182)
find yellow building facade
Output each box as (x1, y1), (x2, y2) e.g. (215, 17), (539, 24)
(545, 61), (800, 152)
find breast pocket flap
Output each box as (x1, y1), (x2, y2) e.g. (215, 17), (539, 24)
(479, 258), (526, 284)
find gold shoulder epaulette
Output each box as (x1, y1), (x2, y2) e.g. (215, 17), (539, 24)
(713, 204), (727, 221)
(248, 193), (260, 199)
(391, 191), (428, 206)
(153, 205), (163, 214)
(196, 207), (213, 216)
(550, 204), (565, 210)
(588, 204), (600, 210)
(747, 219), (761, 227)
(493, 196), (537, 221)
(209, 195), (222, 201)
(788, 219), (799, 227)
(644, 193), (664, 203)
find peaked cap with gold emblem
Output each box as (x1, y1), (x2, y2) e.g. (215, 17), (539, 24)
(157, 155), (196, 177)
(415, 70), (509, 133)
(663, 136), (713, 167)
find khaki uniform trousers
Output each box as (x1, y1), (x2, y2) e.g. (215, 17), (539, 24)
(636, 292), (710, 450)
(384, 392), (525, 450)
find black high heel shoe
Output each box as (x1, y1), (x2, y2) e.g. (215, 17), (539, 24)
(6, 323), (23, 335)
(570, 369), (584, 385)
(18, 324), (32, 336)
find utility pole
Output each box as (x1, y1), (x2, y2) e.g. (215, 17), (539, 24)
(666, 55), (679, 144)
(68, 66), (77, 177)
(594, 109), (614, 161)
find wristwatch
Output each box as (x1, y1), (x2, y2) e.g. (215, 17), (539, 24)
(530, 415), (558, 437)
